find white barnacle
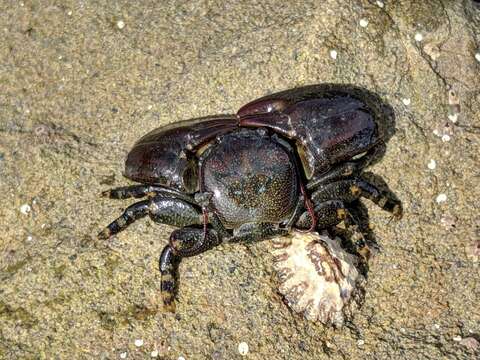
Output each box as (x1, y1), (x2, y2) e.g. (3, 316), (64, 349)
(414, 32), (423, 42)
(271, 231), (364, 327)
(20, 204), (31, 215)
(359, 19), (369, 28)
(134, 339), (143, 347)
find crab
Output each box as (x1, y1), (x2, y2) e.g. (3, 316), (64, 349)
(98, 84), (402, 311)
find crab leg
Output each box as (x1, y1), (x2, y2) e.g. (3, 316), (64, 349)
(311, 179), (402, 219)
(98, 200), (149, 240)
(101, 184), (195, 203)
(159, 227), (221, 312)
(225, 222), (288, 243)
(298, 182), (317, 232)
(98, 196), (202, 240)
(295, 200), (347, 230)
(295, 200), (369, 258)
(158, 246), (179, 312)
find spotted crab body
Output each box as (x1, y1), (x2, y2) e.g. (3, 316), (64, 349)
(201, 130), (299, 229)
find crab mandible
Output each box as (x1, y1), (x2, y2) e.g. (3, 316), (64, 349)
(98, 84), (402, 311)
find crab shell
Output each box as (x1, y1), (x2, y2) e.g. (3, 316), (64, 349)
(124, 85), (382, 192)
(271, 231), (365, 327)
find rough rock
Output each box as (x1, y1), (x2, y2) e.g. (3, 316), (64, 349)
(1, 1), (479, 359)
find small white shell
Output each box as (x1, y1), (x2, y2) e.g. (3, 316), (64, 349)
(271, 231), (364, 327)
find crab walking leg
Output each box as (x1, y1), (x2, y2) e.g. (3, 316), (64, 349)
(296, 200), (369, 256)
(98, 200), (149, 240)
(306, 162), (359, 190)
(296, 200), (366, 240)
(311, 179), (403, 219)
(225, 222), (289, 243)
(101, 184), (195, 203)
(159, 245), (179, 312)
(295, 200), (348, 230)
(159, 227), (221, 312)
(98, 196), (202, 240)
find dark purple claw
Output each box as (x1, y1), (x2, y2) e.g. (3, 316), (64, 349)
(238, 86), (380, 178)
(125, 115), (237, 192)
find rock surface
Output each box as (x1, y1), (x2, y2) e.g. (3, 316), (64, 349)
(1, 1), (479, 359)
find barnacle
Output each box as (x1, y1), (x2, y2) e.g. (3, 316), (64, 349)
(271, 231), (365, 327)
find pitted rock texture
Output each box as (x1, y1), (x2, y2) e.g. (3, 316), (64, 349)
(0, 1), (479, 359)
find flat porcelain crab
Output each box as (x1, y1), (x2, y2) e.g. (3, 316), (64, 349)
(98, 84), (402, 311)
